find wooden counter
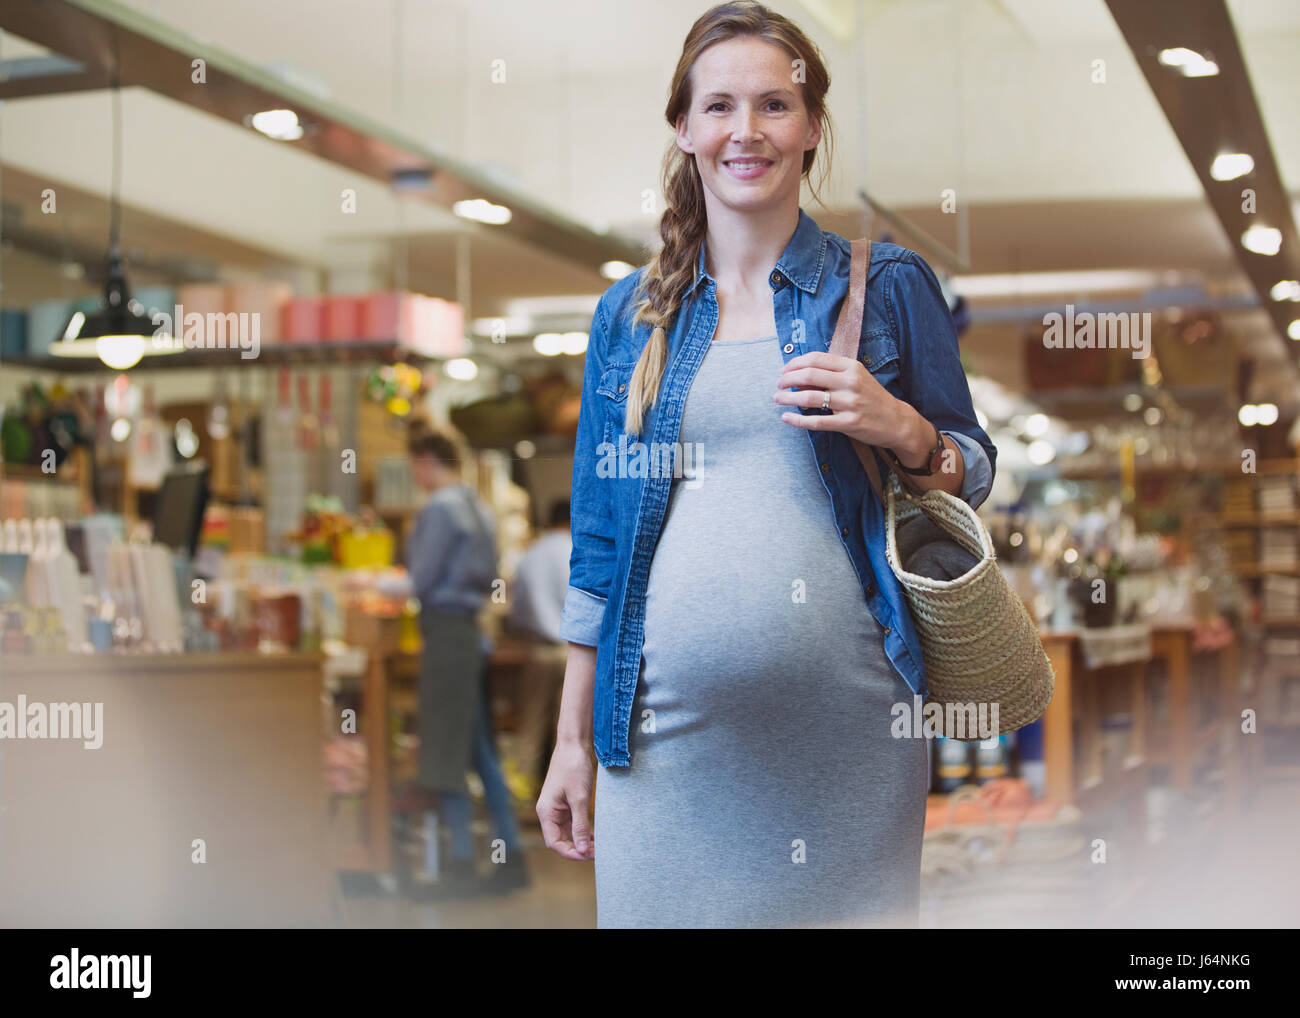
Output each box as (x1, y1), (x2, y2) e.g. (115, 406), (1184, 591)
(0, 652), (333, 927)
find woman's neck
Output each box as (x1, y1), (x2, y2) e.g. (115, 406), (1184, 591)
(702, 201), (799, 294)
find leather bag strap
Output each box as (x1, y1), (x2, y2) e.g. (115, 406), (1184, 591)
(826, 238), (924, 502)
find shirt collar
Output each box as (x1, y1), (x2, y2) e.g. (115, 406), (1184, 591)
(684, 206), (828, 300)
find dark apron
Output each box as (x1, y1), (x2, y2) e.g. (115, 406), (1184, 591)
(416, 608), (483, 793)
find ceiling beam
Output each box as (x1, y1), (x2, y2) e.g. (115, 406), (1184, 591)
(1106, 0), (1300, 360)
(0, 0), (646, 275)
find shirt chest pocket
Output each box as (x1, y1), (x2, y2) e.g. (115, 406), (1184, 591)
(597, 362), (638, 445)
(858, 331), (902, 397)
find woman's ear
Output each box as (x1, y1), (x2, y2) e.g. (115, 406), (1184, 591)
(805, 112), (823, 153)
(675, 112), (694, 155)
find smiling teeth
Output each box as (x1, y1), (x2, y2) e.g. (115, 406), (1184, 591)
(729, 161), (768, 168)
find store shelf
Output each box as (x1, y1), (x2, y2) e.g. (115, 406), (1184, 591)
(1219, 512), (1300, 527)
(1233, 565), (1300, 578)
(2, 339), (438, 373)
(1065, 456), (1300, 483)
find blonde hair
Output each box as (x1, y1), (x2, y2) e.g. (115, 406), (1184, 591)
(623, 1), (835, 435)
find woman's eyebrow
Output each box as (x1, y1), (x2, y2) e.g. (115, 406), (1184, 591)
(699, 88), (795, 102)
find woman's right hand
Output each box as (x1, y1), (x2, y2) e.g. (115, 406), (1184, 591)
(536, 739), (595, 862)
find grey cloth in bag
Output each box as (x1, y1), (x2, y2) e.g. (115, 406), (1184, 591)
(894, 513), (980, 581)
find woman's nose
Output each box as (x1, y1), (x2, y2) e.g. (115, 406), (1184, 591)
(731, 107), (761, 141)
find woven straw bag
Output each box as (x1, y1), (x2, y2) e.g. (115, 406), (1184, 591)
(828, 238), (1054, 739)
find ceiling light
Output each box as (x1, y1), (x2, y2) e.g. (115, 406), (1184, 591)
(601, 260), (635, 280)
(560, 331), (588, 355)
(1238, 404), (1259, 426)
(453, 199), (511, 225)
(50, 75), (178, 370)
(249, 109), (303, 140)
(51, 251), (177, 368)
(949, 269), (1162, 298)
(1241, 225), (1282, 256)
(95, 335), (146, 371)
(1024, 413), (1049, 437)
(444, 358), (478, 380)
(1271, 280), (1300, 301)
(1210, 152), (1253, 181)
(532, 333), (563, 356)
(1157, 47), (1219, 77)
(1256, 403), (1279, 426)
(1026, 440), (1055, 465)
(1288, 319), (1300, 340)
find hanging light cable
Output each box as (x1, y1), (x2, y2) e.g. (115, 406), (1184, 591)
(50, 25), (177, 369)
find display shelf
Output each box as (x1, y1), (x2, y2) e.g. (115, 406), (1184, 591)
(1039, 621), (1244, 831)
(3, 339), (437, 373)
(1146, 624), (1240, 791)
(0, 446), (93, 515)
(1067, 456), (1300, 483)
(1040, 631), (1149, 816)
(1220, 512), (1300, 526)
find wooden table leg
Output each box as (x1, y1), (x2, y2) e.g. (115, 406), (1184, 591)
(1165, 632), (1191, 788)
(1042, 635), (1075, 804)
(364, 651), (392, 872)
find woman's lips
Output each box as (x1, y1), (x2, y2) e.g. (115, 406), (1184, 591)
(723, 159), (772, 180)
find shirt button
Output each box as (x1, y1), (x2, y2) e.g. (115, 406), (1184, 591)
(618, 384), (626, 392)
(884, 625), (892, 635)
(841, 526), (849, 538)
(820, 462), (830, 474)
(865, 585), (875, 598)
(783, 343), (794, 354)
(770, 271), (783, 287)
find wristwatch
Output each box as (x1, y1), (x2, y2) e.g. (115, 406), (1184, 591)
(887, 421), (945, 476)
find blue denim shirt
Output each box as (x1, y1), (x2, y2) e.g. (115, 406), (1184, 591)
(559, 207), (996, 768)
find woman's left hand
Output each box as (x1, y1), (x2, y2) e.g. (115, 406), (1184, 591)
(774, 351), (905, 447)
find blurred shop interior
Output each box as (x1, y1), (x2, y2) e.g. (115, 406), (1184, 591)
(1, 0), (1299, 928)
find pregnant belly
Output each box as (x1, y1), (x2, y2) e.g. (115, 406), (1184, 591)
(638, 502), (888, 740)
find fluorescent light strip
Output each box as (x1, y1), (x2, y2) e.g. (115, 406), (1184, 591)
(950, 269), (1164, 299)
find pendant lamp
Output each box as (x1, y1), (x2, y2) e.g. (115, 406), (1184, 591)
(50, 42), (176, 370)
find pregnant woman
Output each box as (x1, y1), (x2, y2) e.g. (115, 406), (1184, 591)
(537, 1), (996, 928)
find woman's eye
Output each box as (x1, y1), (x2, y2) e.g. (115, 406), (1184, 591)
(707, 102), (727, 112)
(767, 101), (787, 111)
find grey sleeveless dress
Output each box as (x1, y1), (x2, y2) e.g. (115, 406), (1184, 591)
(593, 334), (930, 928)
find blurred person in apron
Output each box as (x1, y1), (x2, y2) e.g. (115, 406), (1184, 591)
(405, 421), (528, 897)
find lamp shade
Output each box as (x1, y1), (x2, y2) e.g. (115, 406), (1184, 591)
(51, 249), (175, 369)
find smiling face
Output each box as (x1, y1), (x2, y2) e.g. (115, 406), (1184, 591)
(675, 36), (822, 217)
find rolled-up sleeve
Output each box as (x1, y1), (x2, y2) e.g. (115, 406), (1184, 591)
(559, 295), (618, 646)
(941, 430), (994, 509)
(892, 251), (997, 510)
